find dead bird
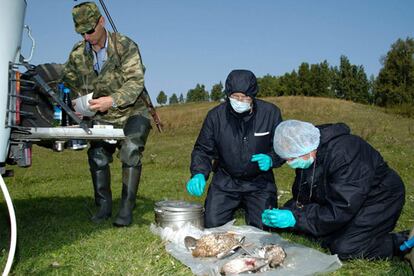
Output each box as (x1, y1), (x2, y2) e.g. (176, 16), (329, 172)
(220, 244), (286, 275)
(220, 256), (268, 275)
(255, 244), (286, 268)
(184, 232), (245, 258)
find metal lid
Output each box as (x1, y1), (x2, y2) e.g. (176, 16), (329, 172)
(154, 200), (204, 212)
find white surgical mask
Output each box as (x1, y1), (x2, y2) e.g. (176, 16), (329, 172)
(229, 97), (251, 113)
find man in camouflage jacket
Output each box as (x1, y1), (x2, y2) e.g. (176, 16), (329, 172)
(62, 2), (151, 227)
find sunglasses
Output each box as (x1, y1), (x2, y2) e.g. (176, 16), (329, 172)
(81, 18), (100, 36)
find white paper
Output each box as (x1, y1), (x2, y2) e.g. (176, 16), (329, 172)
(73, 93), (96, 117)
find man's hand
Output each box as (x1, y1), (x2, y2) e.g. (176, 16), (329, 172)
(262, 208), (296, 228)
(88, 96), (114, 112)
(251, 154), (273, 171)
(186, 174), (206, 197)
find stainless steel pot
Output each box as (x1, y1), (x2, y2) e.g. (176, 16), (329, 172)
(154, 200), (204, 230)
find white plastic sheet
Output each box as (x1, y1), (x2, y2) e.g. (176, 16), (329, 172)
(151, 220), (342, 275)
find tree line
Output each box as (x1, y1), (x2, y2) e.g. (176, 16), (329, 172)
(156, 37), (414, 109)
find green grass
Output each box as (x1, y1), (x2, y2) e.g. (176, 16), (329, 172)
(1, 96), (413, 275)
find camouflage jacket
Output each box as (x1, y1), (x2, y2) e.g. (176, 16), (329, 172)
(62, 31), (149, 127)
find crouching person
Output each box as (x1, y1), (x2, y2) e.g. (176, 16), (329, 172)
(263, 119), (410, 260)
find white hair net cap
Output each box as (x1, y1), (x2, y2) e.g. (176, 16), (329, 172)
(273, 120), (321, 159)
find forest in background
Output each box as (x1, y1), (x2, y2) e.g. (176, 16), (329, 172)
(156, 37), (414, 117)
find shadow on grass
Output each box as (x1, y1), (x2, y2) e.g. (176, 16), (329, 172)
(0, 194), (156, 268)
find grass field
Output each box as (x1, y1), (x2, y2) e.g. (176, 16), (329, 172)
(1, 96), (413, 275)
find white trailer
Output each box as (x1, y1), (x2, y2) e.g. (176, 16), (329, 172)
(0, 0), (27, 174)
(0, 2), (125, 273)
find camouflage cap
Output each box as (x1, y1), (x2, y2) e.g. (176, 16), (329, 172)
(72, 2), (102, 34)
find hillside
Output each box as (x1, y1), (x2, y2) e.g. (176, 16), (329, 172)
(1, 96), (413, 275)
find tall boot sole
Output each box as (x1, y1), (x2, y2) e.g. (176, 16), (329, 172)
(91, 213), (112, 224)
(113, 212), (132, 227)
(112, 216), (132, 227)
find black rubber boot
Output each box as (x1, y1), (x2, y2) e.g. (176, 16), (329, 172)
(113, 165), (141, 227)
(90, 167), (112, 223)
(393, 231), (410, 257)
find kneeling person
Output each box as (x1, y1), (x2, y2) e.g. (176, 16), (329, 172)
(263, 119), (408, 260)
(186, 69), (284, 229)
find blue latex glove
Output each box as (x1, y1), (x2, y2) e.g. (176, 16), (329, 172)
(186, 173), (206, 197)
(262, 208), (296, 228)
(400, 236), (414, 251)
(251, 154), (273, 171)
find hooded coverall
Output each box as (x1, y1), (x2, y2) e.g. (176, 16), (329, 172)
(283, 123), (406, 260)
(190, 70), (284, 228)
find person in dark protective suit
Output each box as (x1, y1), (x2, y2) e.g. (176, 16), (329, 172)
(262, 119), (410, 260)
(186, 69), (284, 229)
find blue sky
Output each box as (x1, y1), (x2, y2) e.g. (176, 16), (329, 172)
(23, 0), (414, 101)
